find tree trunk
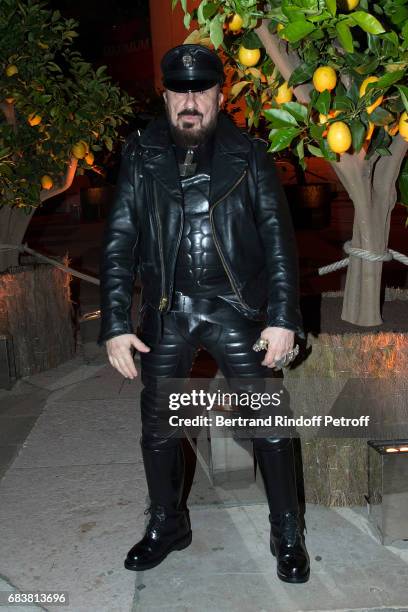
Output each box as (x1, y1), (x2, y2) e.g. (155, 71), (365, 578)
(341, 198), (388, 326)
(0, 205), (36, 272)
(331, 136), (408, 326)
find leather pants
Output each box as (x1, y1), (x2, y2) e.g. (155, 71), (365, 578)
(139, 305), (299, 516)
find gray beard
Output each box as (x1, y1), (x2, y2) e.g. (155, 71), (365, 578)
(166, 110), (218, 148)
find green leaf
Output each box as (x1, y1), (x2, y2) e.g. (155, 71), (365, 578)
(268, 127), (301, 152)
(310, 123), (325, 140)
(368, 107), (395, 125)
(281, 101), (308, 123)
(355, 57), (380, 76)
(397, 85), (408, 113)
(202, 2), (218, 21)
(204, 2), (218, 19)
(398, 158), (408, 205)
(104, 136), (113, 151)
(288, 63), (315, 87)
(373, 70), (405, 89)
(351, 11), (385, 35)
(264, 108), (299, 128)
(376, 147), (392, 156)
(209, 14), (224, 49)
(241, 31), (263, 49)
(325, 0), (337, 17)
(296, 138), (305, 161)
(319, 137), (338, 161)
(365, 126), (386, 159)
(282, 19), (315, 43)
(349, 120), (366, 152)
(314, 90), (331, 115)
(336, 21), (354, 53)
(183, 11), (191, 29)
(333, 95), (354, 111)
(346, 80), (360, 104)
(307, 143), (324, 157)
(230, 80), (251, 100)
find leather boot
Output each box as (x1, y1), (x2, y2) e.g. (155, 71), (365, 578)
(124, 442), (192, 571)
(254, 438), (310, 583)
(269, 511), (310, 583)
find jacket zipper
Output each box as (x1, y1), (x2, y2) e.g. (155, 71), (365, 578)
(153, 185), (167, 311)
(166, 203), (184, 313)
(209, 170), (252, 311)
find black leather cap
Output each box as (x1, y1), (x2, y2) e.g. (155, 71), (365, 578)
(161, 44), (224, 92)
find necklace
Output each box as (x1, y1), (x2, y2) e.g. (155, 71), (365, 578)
(178, 148), (197, 177)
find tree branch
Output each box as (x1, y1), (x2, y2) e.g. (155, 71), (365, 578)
(255, 19), (312, 104)
(40, 157), (78, 202)
(0, 101), (17, 131)
(373, 134), (408, 199)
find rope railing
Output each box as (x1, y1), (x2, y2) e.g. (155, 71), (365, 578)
(317, 240), (408, 276)
(1, 240), (407, 287)
(0, 242), (99, 285)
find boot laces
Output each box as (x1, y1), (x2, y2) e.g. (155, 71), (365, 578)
(144, 504), (166, 531)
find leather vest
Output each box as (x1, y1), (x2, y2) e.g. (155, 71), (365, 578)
(173, 140), (232, 298)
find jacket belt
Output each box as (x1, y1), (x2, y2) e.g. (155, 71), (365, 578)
(170, 291), (224, 315)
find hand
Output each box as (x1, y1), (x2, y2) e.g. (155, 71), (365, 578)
(106, 333), (150, 379)
(260, 327), (295, 368)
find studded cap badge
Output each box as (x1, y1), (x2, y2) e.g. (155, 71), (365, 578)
(182, 53), (194, 68)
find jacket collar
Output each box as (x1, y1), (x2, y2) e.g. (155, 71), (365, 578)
(140, 112), (250, 207)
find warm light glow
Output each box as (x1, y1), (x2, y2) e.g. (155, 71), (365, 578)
(385, 446), (408, 453)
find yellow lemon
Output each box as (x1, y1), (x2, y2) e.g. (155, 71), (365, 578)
(385, 122), (399, 137)
(274, 82), (293, 104)
(5, 64), (18, 77)
(399, 111), (408, 141)
(359, 76), (383, 114)
(327, 121), (352, 154)
(244, 67), (267, 82)
(41, 175), (53, 190)
(313, 66), (337, 92)
(238, 46), (261, 67)
(338, 0), (360, 10)
(85, 152), (95, 165)
(72, 141), (87, 159)
(79, 139), (89, 153)
(319, 110), (340, 124)
(228, 14), (243, 32)
(28, 113), (42, 126)
(365, 122), (375, 141)
(277, 23), (288, 40)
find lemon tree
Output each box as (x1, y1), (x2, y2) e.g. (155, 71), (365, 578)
(173, 0), (408, 328)
(0, 0), (134, 271)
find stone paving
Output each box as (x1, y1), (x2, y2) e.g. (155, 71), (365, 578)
(1, 345), (408, 612)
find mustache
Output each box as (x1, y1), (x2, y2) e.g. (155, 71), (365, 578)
(178, 109), (203, 118)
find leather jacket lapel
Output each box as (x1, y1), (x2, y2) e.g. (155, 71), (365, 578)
(209, 147), (248, 208)
(143, 147), (183, 207)
(209, 113), (250, 208)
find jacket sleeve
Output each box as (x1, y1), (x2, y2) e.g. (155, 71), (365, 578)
(97, 138), (140, 346)
(252, 140), (305, 339)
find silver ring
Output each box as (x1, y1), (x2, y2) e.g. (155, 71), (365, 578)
(252, 338), (269, 352)
(274, 344), (300, 369)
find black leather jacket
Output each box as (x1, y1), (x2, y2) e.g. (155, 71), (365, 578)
(97, 112), (304, 346)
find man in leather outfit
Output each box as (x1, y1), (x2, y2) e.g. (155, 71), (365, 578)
(98, 44), (310, 584)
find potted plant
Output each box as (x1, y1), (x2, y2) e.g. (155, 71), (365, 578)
(0, 0), (134, 378)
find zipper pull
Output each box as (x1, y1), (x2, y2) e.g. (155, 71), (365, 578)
(159, 296), (168, 311)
